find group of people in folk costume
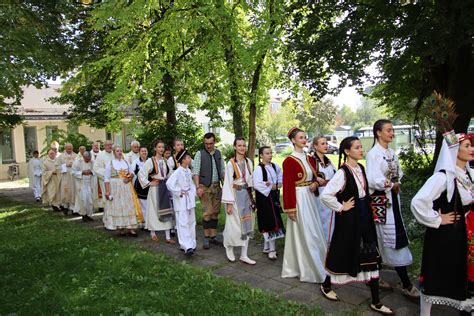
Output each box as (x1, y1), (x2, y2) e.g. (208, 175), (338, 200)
(28, 116), (474, 315)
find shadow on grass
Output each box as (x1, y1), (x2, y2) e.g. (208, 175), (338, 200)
(0, 197), (321, 315)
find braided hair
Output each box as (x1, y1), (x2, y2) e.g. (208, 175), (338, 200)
(372, 119), (392, 147)
(258, 146), (271, 164)
(338, 136), (360, 168)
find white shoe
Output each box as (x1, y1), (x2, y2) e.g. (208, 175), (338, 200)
(268, 251), (277, 260)
(239, 256), (256, 265)
(225, 247), (235, 262)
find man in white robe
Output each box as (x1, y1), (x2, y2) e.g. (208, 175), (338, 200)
(72, 151), (97, 222)
(91, 142), (101, 162)
(42, 149), (61, 211)
(124, 140), (140, 166)
(57, 143), (77, 214)
(28, 150), (42, 202)
(93, 140), (113, 215)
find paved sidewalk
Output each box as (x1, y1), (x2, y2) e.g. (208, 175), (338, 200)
(0, 180), (457, 315)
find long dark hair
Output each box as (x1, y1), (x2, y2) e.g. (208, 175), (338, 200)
(233, 137), (246, 159)
(153, 139), (165, 155)
(338, 136), (360, 168)
(372, 119), (392, 147)
(258, 146), (271, 164)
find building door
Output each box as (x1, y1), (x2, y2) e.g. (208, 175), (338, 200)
(24, 126), (38, 160)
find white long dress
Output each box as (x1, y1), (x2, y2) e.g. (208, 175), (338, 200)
(366, 142), (413, 267)
(314, 155), (336, 243)
(103, 159), (138, 230)
(281, 151), (328, 283)
(167, 166), (197, 250)
(221, 157), (255, 248)
(138, 157), (174, 232)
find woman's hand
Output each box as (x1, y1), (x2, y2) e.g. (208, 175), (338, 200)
(342, 197), (355, 211)
(150, 179), (160, 186)
(226, 204), (233, 215)
(440, 211), (461, 225)
(287, 212), (297, 222)
(316, 177), (326, 186)
(392, 182), (401, 194)
(265, 181), (271, 187)
(309, 182), (318, 192)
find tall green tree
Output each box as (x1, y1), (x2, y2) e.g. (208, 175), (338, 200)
(290, 90), (337, 137)
(55, 0), (218, 146)
(286, 0), (474, 157)
(0, 1), (85, 128)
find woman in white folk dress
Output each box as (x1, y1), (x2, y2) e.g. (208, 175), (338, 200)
(366, 119), (418, 298)
(222, 137), (256, 265)
(311, 135), (337, 243)
(103, 145), (140, 237)
(138, 140), (176, 243)
(281, 128), (328, 284)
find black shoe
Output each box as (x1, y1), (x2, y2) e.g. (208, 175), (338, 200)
(210, 237), (222, 246)
(52, 206), (59, 212)
(98, 207), (104, 213)
(86, 216), (94, 222)
(170, 228), (176, 237)
(63, 209), (69, 216)
(185, 248), (194, 256)
(82, 216), (88, 222)
(203, 237), (210, 250)
(36, 198), (41, 202)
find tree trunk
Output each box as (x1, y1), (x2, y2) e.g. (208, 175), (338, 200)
(247, 0), (276, 161)
(163, 72), (177, 141)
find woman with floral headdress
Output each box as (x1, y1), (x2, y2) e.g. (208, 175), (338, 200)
(411, 132), (474, 315)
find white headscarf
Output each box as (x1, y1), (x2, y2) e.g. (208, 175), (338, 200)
(434, 134), (474, 202)
(434, 139), (459, 202)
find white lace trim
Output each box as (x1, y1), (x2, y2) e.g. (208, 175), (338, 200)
(329, 270), (379, 285)
(423, 294), (474, 311)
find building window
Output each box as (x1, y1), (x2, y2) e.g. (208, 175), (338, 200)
(46, 125), (58, 144)
(0, 129), (14, 164)
(24, 126), (38, 160)
(106, 131), (112, 141)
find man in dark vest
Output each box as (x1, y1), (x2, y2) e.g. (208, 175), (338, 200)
(192, 132), (225, 249)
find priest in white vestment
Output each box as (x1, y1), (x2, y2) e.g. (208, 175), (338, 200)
(72, 151), (97, 222)
(57, 143), (77, 214)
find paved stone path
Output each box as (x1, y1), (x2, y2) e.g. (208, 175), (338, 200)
(0, 180), (457, 315)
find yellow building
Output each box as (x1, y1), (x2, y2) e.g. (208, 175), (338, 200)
(0, 85), (134, 180)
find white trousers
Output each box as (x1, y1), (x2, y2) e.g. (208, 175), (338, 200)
(33, 175), (42, 199)
(176, 208), (196, 250)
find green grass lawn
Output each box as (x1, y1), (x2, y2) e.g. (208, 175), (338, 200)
(0, 197), (321, 315)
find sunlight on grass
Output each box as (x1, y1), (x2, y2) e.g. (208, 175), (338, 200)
(0, 197), (321, 315)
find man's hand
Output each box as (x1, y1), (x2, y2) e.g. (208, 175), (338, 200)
(197, 187), (204, 198)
